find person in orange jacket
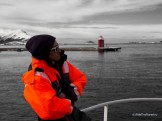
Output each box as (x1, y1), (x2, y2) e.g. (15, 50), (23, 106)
(22, 35), (87, 121)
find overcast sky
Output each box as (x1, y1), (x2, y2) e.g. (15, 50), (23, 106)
(1, 0), (162, 42)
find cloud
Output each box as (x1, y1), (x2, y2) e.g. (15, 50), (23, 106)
(151, 31), (162, 33)
(1, 0), (162, 41)
(0, 3), (13, 7)
(1, 20), (162, 41)
(1, 0), (162, 24)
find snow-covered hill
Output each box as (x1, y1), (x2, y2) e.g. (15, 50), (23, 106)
(0, 29), (30, 45)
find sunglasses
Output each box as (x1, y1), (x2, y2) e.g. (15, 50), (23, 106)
(51, 46), (60, 52)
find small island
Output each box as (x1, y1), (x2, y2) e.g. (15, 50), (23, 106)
(86, 40), (95, 44)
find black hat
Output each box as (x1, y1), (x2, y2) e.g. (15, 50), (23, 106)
(26, 34), (56, 60)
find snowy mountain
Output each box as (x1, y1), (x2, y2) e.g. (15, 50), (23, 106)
(0, 29), (30, 45)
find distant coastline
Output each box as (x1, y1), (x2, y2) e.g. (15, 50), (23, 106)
(0, 41), (161, 47)
(0, 42), (161, 52)
(0, 46), (121, 52)
(1, 41), (162, 47)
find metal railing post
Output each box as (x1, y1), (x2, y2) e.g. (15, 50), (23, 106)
(104, 105), (108, 121)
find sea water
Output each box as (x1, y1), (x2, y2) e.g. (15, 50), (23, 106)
(0, 43), (162, 121)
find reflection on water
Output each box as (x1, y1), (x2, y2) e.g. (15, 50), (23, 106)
(0, 44), (162, 121)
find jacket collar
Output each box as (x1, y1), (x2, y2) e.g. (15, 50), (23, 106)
(31, 57), (48, 68)
(31, 57), (60, 78)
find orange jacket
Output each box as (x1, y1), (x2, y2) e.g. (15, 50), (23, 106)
(22, 57), (87, 120)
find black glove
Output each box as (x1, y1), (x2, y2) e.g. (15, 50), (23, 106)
(59, 50), (67, 66)
(68, 106), (91, 121)
(62, 84), (78, 105)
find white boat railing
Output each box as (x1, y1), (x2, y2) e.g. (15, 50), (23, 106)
(81, 98), (162, 121)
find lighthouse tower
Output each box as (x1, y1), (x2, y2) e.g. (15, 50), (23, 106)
(98, 35), (104, 48)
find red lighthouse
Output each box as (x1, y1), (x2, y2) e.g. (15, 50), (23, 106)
(98, 35), (104, 48)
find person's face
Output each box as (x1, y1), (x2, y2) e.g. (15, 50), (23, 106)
(48, 41), (61, 62)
